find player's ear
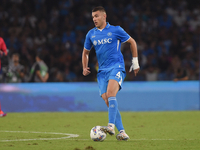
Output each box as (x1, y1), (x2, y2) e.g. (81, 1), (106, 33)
(103, 13), (106, 19)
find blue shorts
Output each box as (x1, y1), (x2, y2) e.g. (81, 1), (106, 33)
(97, 68), (126, 96)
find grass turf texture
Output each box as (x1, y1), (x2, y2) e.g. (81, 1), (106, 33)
(0, 111), (200, 150)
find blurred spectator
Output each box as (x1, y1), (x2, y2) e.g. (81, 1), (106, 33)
(188, 14), (200, 31)
(55, 71), (64, 82)
(28, 53), (49, 82)
(64, 67), (77, 82)
(7, 53), (25, 83)
(145, 65), (159, 81)
(158, 12), (173, 29)
(157, 54), (171, 80)
(173, 67), (188, 82)
(171, 55), (188, 82)
(173, 10), (187, 27)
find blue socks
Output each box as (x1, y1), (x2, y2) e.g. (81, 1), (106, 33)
(108, 97), (124, 131)
(108, 97), (118, 124)
(115, 109), (124, 131)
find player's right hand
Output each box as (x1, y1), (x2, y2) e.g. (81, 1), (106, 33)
(83, 67), (91, 76)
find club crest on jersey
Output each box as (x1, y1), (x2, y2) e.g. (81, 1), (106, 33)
(107, 32), (112, 36)
(93, 40), (97, 46)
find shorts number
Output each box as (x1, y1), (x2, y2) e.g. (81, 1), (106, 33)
(116, 72), (121, 78)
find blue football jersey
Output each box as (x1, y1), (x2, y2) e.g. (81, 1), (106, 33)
(84, 22), (130, 71)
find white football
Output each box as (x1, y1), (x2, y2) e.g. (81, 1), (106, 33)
(90, 126), (106, 141)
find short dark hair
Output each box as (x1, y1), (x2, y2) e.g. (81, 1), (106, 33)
(92, 6), (106, 13)
(12, 53), (20, 58)
(36, 52), (43, 60)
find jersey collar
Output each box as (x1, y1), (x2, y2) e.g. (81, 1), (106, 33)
(105, 22), (110, 28)
(95, 22), (110, 30)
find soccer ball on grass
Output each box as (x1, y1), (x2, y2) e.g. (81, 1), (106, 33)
(90, 126), (106, 141)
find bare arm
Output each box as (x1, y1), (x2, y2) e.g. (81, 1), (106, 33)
(126, 37), (140, 76)
(82, 48), (91, 76)
(126, 37), (138, 57)
(43, 73), (49, 82)
(173, 76), (189, 82)
(36, 71), (49, 82)
(36, 70), (44, 82)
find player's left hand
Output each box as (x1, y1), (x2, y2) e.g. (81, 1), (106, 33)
(129, 57), (140, 76)
(133, 68), (140, 76)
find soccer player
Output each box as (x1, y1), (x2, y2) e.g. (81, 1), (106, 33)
(0, 102), (7, 117)
(0, 37), (8, 117)
(0, 37), (8, 70)
(82, 6), (140, 141)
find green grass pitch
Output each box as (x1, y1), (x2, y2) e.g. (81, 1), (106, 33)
(0, 111), (200, 150)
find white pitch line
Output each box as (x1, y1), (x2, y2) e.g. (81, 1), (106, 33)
(0, 131), (79, 142)
(0, 131), (199, 142)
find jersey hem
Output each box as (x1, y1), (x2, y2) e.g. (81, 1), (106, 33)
(84, 47), (91, 51)
(122, 37), (131, 43)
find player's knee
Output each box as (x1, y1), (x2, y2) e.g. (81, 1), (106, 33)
(106, 90), (116, 98)
(101, 93), (109, 107)
(101, 93), (107, 101)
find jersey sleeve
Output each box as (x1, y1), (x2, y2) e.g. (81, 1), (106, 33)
(115, 26), (130, 43)
(84, 31), (93, 50)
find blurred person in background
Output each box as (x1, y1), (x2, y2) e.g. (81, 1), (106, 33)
(0, 37), (8, 117)
(171, 55), (188, 82)
(7, 53), (25, 83)
(144, 65), (159, 81)
(173, 67), (188, 81)
(28, 53), (49, 82)
(0, 37), (8, 81)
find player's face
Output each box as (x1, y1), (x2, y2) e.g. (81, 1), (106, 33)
(92, 11), (106, 29)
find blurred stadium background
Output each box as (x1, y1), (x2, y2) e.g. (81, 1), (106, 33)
(0, 0), (199, 112)
(0, 0), (199, 82)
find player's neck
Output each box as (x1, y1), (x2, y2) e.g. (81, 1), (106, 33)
(97, 22), (107, 30)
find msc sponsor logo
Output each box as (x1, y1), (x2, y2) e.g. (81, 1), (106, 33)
(94, 38), (112, 46)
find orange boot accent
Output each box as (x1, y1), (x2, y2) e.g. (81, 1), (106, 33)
(0, 110), (4, 114)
